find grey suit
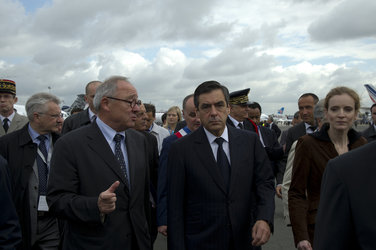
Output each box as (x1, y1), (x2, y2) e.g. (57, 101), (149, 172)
(47, 122), (151, 250)
(0, 112), (28, 137)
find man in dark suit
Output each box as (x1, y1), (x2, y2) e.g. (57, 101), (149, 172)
(276, 93), (319, 198)
(267, 116), (281, 139)
(314, 141), (376, 249)
(167, 81), (275, 250)
(157, 94), (201, 237)
(47, 76), (151, 250)
(0, 93), (63, 249)
(61, 80), (102, 134)
(248, 102), (283, 179)
(226, 88), (255, 132)
(0, 155), (22, 249)
(362, 103), (376, 142)
(133, 103), (159, 244)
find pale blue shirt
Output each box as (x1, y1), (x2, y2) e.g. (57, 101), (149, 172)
(204, 126), (231, 165)
(88, 108), (96, 122)
(96, 117), (130, 185)
(28, 124), (52, 169)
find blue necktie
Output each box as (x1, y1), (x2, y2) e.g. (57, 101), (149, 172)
(215, 137), (231, 190)
(114, 134), (129, 187)
(37, 135), (48, 195)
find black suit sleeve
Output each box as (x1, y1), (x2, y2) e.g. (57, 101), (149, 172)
(0, 156), (22, 249)
(167, 141), (186, 249)
(314, 160), (352, 250)
(47, 137), (101, 224)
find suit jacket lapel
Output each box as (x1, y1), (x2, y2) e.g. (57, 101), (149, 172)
(124, 130), (138, 192)
(227, 127), (242, 196)
(86, 123), (129, 189)
(193, 127), (227, 194)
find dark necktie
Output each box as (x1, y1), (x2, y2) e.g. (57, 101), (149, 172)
(309, 126), (317, 132)
(114, 134), (129, 187)
(215, 137), (231, 190)
(238, 123), (243, 129)
(37, 135), (48, 195)
(3, 118), (9, 132)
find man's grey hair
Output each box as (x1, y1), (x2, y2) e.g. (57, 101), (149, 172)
(93, 76), (130, 112)
(26, 92), (61, 121)
(314, 99), (325, 120)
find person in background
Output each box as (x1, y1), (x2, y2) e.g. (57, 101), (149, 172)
(133, 103), (159, 244)
(288, 87), (367, 250)
(362, 103), (376, 142)
(61, 80), (102, 134)
(281, 100), (325, 226)
(267, 116), (281, 139)
(0, 92), (63, 249)
(145, 103), (170, 154)
(0, 79), (28, 137)
(157, 94), (201, 237)
(163, 106), (182, 134)
(226, 88), (254, 131)
(280, 111), (301, 151)
(276, 93), (319, 199)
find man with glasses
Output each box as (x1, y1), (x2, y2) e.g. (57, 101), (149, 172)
(0, 92), (63, 249)
(0, 79), (28, 137)
(133, 103), (159, 244)
(226, 88), (255, 132)
(167, 81), (275, 250)
(47, 76), (152, 250)
(62, 80), (102, 134)
(156, 94), (201, 238)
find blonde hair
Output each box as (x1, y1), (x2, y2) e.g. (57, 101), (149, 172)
(324, 86), (360, 112)
(164, 106), (182, 128)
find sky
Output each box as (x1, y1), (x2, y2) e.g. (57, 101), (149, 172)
(1, 0), (376, 115)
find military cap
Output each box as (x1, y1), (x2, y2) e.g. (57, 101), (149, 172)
(0, 79), (16, 95)
(229, 88), (250, 105)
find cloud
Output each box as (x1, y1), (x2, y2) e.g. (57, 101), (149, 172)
(308, 0), (376, 41)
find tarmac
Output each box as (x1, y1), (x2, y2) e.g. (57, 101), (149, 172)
(153, 124), (369, 250)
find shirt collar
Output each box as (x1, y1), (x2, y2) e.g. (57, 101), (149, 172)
(27, 124), (51, 144)
(0, 111), (15, 122)
(96, 117), (126, 145)
(228, 115), (242, 127)
(204, 126), (229, 144)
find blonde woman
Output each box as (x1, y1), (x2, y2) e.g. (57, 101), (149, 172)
(289, 86), (367, 250)
(164, 106), (182, 134)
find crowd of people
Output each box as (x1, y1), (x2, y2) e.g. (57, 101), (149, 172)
(0, 77), (376, 250)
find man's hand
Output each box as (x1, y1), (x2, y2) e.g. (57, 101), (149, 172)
(98, 181), (120, 214)
(158, 225), (168, 236)
(297, 240), (312, 250)
(276, 185), (282, 198)
(251, 220), (271, 246)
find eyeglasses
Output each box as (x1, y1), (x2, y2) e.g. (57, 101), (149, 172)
(106, 96), (142, 109)
(38, 113), (64, 119)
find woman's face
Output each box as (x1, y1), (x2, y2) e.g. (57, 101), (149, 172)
(325, 93), (357, 132)
(167, 111), (178, 125)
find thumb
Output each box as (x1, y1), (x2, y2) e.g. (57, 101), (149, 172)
(107, 181), (120, 193)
